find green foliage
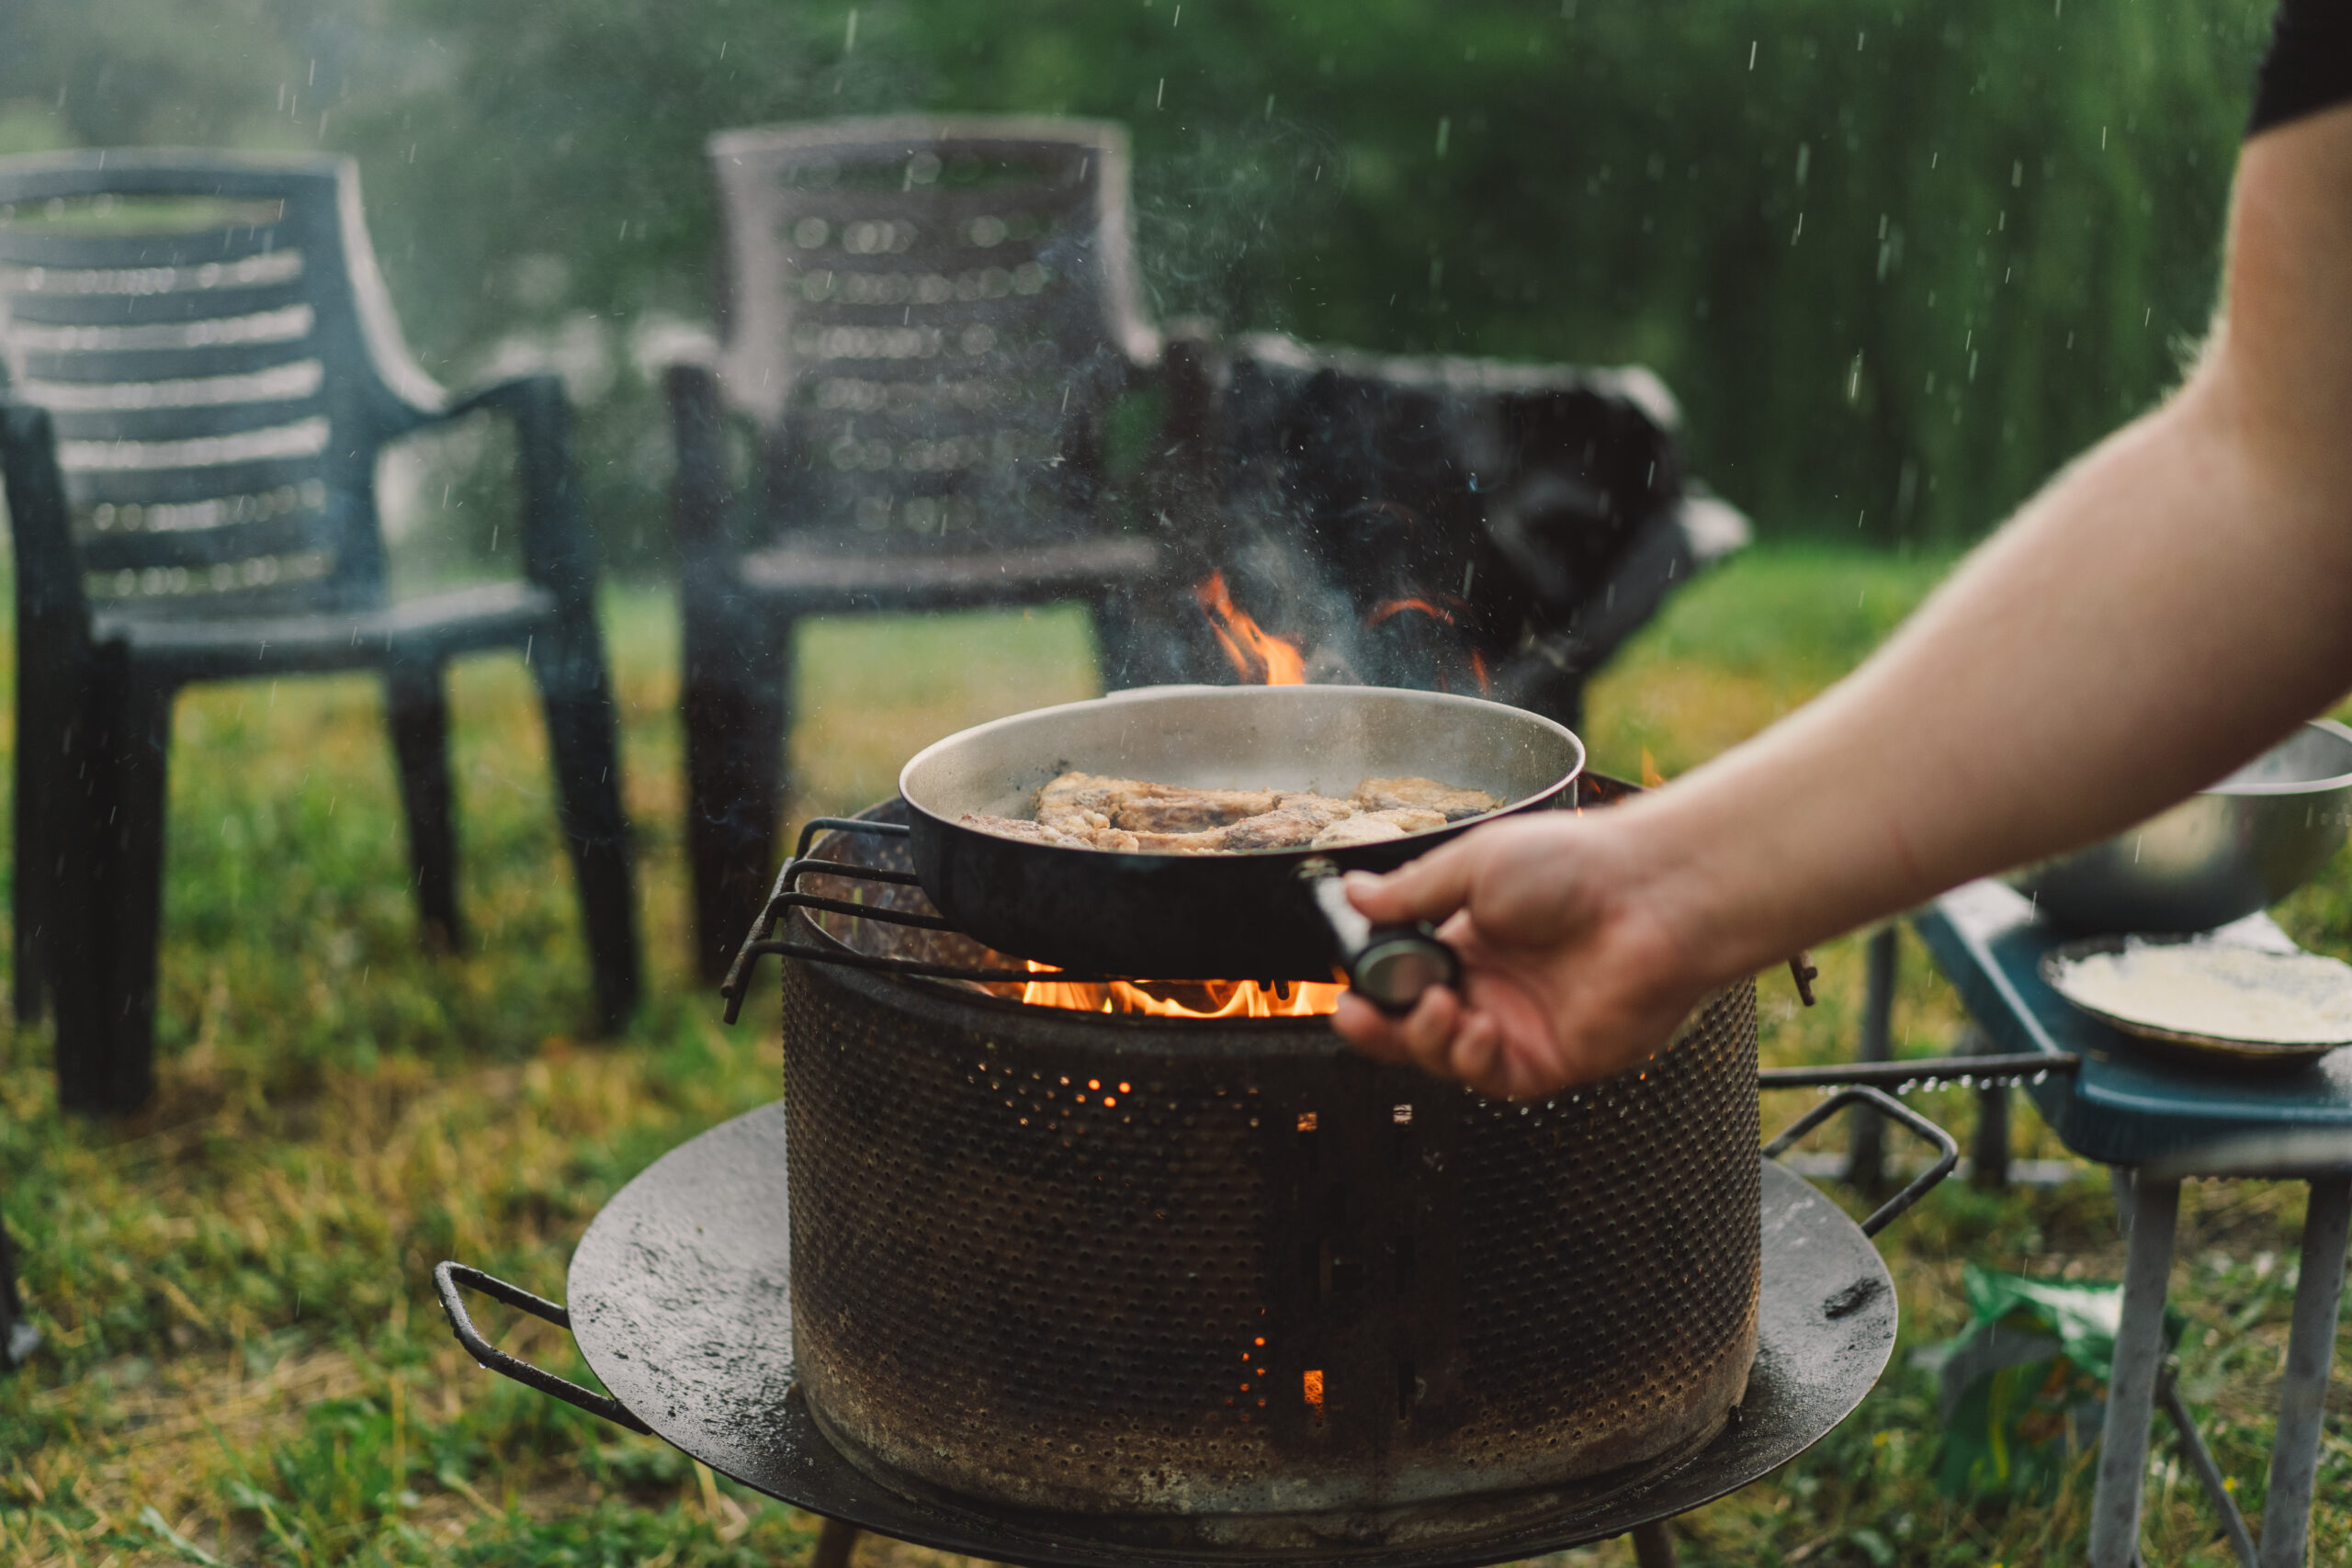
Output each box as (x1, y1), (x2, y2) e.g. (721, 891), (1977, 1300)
(2, 0), (2279, 569)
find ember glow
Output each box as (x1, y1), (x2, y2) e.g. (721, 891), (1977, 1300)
(1366, 597), (1456, 627)
(1195, 571), (1306, 684)
(1021, 963), (1343, 1017)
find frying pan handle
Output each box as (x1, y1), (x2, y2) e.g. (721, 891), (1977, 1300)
(1297, 858), (1461, 1015)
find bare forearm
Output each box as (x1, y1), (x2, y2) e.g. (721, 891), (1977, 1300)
(1630, 115), (2352, 983)
(1333, 111), (2352, 1099)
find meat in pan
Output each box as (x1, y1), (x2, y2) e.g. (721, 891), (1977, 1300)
(963, 772), (1499, 855)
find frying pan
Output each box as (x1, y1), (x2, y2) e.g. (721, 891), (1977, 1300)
(897, 683), (1586, 995)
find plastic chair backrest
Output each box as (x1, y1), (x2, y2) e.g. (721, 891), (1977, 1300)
(707, 117), (1159, 550)
(0, 151), (443, 617)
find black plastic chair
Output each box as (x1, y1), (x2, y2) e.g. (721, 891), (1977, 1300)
(663, 117), (1164, 977)
(0, 150), (639, 1112)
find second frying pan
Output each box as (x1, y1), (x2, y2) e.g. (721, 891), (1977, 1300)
(897, 684), (1586, 986)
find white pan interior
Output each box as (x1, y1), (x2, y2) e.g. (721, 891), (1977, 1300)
(899, 684), (1585, 828)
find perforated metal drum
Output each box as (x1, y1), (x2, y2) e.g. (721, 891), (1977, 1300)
(777, 812), (1760, 1546)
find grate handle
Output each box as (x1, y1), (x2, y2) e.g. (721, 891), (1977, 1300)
(433, 1261), (650, 1434)
(1764, 1087), (1959, 1237)
(720, 818), (912, 1021)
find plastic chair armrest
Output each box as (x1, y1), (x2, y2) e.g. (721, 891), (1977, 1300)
(0, 400), (92, 634)
(425, 374), (600, 610)
(664, 362), (735, 572)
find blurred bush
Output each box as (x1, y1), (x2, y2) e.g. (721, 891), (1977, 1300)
(0, 0), (2274, 570)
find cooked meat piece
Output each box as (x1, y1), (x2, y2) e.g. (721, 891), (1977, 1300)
(993, 771), (1488, 855)
(1121, 828), (1238, 854)
(1107, 785), (1284, 833)
(1217, 795), (1361, 852)
(961, 812), (1100, 850)
(1035, 773), (1128, 835)
(1310, 807), (1449, 849)
(1036, 773), (1285, 835)
(1351, 775), (1501, 820)
(1114, 794), (1358, 854)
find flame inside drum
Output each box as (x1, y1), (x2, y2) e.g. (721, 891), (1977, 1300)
(1194, 570), (1306, 685)
(1020, 962), (1343, 1018)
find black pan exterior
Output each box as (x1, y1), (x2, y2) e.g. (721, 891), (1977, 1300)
(898, 686), (1585, 980)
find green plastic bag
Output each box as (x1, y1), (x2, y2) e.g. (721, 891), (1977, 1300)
(1923, 1262), (2183, 1501)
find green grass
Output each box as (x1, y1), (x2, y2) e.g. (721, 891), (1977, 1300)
(0, 546), (2345, 1566)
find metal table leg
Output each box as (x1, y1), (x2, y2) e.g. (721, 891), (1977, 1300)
(1845, 926), (1898, 1190)
(1629, 1517), (1679, 1567)
(810, 1516), (860, 1568)
(2089, 1171), (2181, 1568)
(2258, 1173), (2351, 1568)
(2159, 1375), (2258, 1568)
(1963, 1026), (2011, 1190)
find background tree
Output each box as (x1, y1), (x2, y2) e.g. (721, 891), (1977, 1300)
(0, 0), (2276, 568)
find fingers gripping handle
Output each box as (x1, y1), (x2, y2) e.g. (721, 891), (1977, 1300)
(1298, 858), (1461, 1015)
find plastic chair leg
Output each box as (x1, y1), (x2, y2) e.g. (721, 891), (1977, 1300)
(683, 603), (791, 984)
(66, 662), (172, 1113)
(531, 614), (639, 1034)
(11, 639), (57, 1024)
(386, 660), (463, 951)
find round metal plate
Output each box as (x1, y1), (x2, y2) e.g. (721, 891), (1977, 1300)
(566, 1104), (1896, 1568)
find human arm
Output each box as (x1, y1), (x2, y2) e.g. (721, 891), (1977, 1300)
(1331, 105), (2352, 1098)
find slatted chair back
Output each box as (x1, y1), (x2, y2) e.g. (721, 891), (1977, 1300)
(0, 150), (441, 619)
(706, 117), (1158, 552)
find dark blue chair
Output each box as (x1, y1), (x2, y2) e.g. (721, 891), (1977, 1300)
(0, 150), (639, 1111)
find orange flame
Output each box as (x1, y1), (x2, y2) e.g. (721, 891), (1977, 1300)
(1366, 598), (1456, 627)
(1469, 648), (1491, 696)
(1021, 962), (1342, 1018)
(1195, 571), (1306, 684)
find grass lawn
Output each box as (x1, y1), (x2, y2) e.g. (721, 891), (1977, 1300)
(0, 544), (2345, 1566)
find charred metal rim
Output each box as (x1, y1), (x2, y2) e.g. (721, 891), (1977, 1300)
(564, 1106), (1897, 1568)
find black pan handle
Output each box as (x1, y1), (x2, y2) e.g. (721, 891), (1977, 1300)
(434, 1261), (651, 1434)
(1763, 1087), (1959, 1236)
(1297, 857), (1461, 1015)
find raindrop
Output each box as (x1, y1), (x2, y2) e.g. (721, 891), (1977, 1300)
(1435, 118), (1451, 157)
(843, 7), (858, 51)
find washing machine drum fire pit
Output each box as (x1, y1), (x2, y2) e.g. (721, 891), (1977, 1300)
(777, 817), (1763, 1544)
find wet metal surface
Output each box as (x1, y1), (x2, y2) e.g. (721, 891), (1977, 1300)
(566, 1106), (1895, 1567)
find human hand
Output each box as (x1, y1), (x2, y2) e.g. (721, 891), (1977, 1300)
(1327, 811), (1714, 1099)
